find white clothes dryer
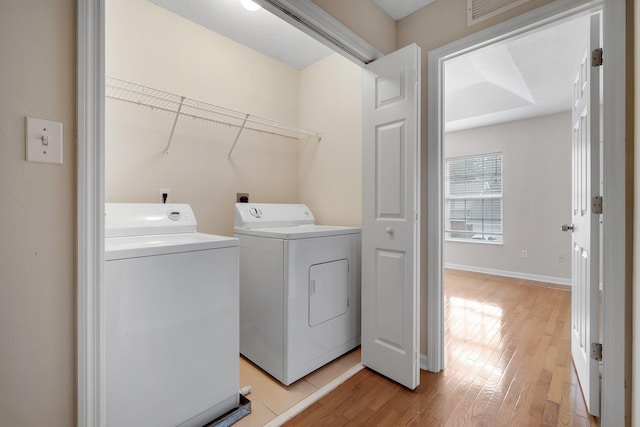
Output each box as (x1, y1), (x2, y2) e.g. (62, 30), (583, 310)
(104, 203), (239, 427)
(234, 203), (361, 385)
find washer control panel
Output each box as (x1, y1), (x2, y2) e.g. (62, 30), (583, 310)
(167, 209), (182, 221)
(105, 203), (197, 237)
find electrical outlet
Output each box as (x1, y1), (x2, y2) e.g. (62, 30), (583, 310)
(159, 189), (171, 204)
(237, 193), (249, 203)
(521, 250), (528, 259)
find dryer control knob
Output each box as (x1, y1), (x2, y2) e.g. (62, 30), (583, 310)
(249, 207), (262, 218)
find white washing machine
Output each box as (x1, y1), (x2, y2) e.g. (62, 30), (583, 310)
(234, 203), (361, 385)
(104, 203), (239, 427)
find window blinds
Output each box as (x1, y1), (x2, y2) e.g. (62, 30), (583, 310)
(445, 153), (503, 242)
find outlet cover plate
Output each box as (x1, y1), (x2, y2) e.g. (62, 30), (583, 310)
(26, 117), (63, 164)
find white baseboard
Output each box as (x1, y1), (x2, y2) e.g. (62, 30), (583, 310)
(444, 263), (571, 287)
(264, 363), (365, 427)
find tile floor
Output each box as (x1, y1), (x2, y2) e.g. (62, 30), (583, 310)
(234, 347), (362, 427)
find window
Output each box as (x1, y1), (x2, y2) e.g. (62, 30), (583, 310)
(445, 153), (503, 243)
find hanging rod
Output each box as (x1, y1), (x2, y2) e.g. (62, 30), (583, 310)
(164, 96), (184, 154)
(105, 77), (322, 155)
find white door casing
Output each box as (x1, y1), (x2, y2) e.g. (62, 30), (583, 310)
(79, 0), (628, 424)
(361, 43), (421, 390)
(570, 12), (601, 417)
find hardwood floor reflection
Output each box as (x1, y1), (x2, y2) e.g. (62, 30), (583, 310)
(284, 269), (598, 426)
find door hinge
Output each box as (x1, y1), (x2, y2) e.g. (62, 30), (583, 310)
(591, 342), (603, 361)
(592, 48), (603, 67)
(591, 195), (603, 214)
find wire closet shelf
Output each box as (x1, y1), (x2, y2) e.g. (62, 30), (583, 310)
(105, 76), (322, 157)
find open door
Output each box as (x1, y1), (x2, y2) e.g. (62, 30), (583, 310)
(566, 12), (601, 417)
(361, 43), (420, 389)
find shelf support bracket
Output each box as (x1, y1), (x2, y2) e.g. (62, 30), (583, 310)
(227, 114), (250, 159)
(164, 96), (185, 154)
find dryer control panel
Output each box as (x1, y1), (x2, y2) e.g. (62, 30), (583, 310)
(234, 203), (315, 229)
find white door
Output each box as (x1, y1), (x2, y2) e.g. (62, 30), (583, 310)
(569, 13), (601, 417)
(361, 43), (421, 389)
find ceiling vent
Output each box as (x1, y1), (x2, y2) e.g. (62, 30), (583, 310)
(467, 0), (532, 26)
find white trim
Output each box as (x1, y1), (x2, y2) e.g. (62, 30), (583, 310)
(600, 0), (627, 424)
(79, 0), (627, 422)
(255, 0), (383, 66)
(444, 263), (571, 287)
(427, 0), (627, 423)
(263, 363), (365, 426)
(445, 238), (503, 245)
(77, 0), (105, 426)
(426, 42), (444, 373)
(420, 353), (429, 371)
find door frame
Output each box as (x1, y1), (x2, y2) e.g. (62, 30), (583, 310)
(426, 0), (627, 425)
(78, 0), (628, 425)
(76, 1), (384, 425)
(77, 1), (105, 425)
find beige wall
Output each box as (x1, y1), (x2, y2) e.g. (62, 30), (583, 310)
(397, 0), (553, 52)
(319, 0), (555, 356)
(444, 113), (572, 283)
(106, 0), (362, 234)
(106, 0), (302, 236)
(299, 54), (362, 227)
(0, 1), (76, 426)
(0, 0), (633, 424)
(311, 0), (397, 54)
(634, 0), (639, 424)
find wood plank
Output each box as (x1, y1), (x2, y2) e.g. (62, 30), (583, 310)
(284, 270), (599, 427)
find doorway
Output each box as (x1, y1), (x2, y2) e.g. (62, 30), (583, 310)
(441, 15), (590, 286)
(103, 0), (364, 425)
(78, 0), (628, 425)
(426, 1), (626, 424)
(440, 12), (598, 419)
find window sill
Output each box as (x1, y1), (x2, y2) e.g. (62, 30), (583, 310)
(445, 238), (503, 245)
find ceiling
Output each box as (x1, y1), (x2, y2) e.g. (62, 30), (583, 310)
(373, 0), (437, 20)
(147, 0), (334, 70)
(445, 15), (591, 132)
(146, 0), (592, 132)
(147, 0), (437, 70)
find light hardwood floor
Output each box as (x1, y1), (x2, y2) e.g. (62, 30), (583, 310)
(284, 269), (598, 426)
(234, 348), (361, 426)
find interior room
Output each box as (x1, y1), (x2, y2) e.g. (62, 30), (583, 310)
(442, 14), (591, 286)
(103, 2), (604, 425)
(1, 0), (632, 426)
(105, 0), (364, 425)
(105, 0), (363, 232)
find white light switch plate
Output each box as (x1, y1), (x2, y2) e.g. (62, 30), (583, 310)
(26, 117), (63, 164)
